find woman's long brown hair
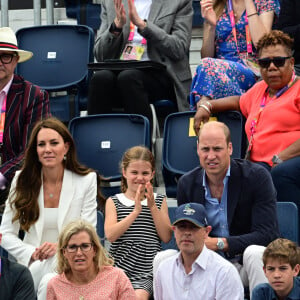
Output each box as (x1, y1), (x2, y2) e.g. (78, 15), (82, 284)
(10, 117), (105, 232)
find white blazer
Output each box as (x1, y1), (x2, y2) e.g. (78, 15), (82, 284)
(0, 169), (97, 266)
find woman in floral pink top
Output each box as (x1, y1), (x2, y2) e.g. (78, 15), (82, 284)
(190, 0), (280, 110)
(47, 220), (136, 300)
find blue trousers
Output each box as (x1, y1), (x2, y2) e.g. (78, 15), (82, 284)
(271, 157), (300, 205)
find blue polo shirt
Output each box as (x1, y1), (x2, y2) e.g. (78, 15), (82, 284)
(252, 277), (300, 300)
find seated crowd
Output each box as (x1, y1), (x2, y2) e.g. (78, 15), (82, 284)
(1, 0), (300, 299)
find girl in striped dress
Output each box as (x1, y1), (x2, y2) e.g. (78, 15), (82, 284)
(105, 146), (172, 300)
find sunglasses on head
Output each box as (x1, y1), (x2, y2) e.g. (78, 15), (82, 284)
(258, 56), (291, 68)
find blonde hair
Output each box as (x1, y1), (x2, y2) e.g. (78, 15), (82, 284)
(56, 219), (113, 274)
(120, 146), (155, 193)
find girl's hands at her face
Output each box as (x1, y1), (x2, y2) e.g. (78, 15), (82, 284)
(133, 184), (143, 215)
(200, 0), (217, 26)
(145, 181), (155, 209)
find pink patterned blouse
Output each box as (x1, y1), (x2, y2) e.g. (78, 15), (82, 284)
(46, 266), (136, 300)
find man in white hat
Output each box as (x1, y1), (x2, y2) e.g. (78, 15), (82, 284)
(0, 27), (50, 207)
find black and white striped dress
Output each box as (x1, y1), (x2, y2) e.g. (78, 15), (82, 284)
(109, 193), (164, 294)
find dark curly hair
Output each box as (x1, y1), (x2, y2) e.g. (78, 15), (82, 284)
(256, 30), (294, 57)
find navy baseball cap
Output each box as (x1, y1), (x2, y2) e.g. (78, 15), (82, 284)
(173, 203), (208, 228)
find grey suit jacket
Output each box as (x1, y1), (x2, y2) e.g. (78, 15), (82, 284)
(95, 0), (193, 111)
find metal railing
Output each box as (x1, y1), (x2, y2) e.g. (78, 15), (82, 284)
(1, 0), (54, 27)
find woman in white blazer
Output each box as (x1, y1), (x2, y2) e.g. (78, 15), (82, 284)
(0, 117), (104, 299)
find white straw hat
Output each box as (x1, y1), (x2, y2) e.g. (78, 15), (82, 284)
(0, 27), (33, 63)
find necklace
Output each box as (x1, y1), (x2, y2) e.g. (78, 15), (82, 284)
(43, 172), (63, 200)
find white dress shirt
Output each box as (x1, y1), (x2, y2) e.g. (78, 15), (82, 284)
(154, 245), (244, 300)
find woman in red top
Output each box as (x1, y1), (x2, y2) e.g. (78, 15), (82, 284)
(194, 30), (300, 227)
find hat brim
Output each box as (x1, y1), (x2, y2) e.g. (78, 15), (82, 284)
(172, 218), (206, 228)
(0, 48), (33, 63)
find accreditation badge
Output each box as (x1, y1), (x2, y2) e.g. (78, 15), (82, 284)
(120, 43), (146, 61)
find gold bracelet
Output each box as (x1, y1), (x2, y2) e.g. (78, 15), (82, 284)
(198, 104), (211, 114)
(247, 12), (258, 18)
(204, 101), (212, 110)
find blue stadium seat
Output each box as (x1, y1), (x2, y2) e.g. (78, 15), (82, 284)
(64, 0), (101, 31)
(162, 111), (245, 197)
(192, 0), (204, 27)
(276, 202), (299, 244)
(69, 114), (151, 198)
(161, 206), (178, 250)
(97, 210), (105, 245)
(16, 25), (94, 123)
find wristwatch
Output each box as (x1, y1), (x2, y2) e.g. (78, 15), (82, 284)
(217, 238), (225, 250)
(272, 155), (283, 165)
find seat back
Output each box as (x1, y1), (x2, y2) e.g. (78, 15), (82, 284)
(162, 111), (245, 197)
(276, 202), (299, 244)
(69, 114), (151, 181)
(16, 25), (94, 122)
(161, 206), (178, 250)
(192, 0), (204, 27)
(97, 210), (105, 245)
(64, 0), (101, 31)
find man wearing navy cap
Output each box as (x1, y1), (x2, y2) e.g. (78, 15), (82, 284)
(154, 203), (244, 300)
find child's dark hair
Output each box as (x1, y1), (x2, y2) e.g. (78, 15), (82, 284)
(120, 146), (155, 193)
(263, 238), (300, 269)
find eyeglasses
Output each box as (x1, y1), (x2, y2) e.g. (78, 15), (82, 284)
(64, 243), (93, 253)
(0, 53), (18, 64)
(258, 56), (291, 68)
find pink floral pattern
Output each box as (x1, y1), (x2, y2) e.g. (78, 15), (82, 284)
(190, 0), (280, 110)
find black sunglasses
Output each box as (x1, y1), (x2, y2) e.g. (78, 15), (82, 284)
(258, 56), (291, 68)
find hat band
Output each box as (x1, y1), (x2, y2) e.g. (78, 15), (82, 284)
(0, 42), (18, 50)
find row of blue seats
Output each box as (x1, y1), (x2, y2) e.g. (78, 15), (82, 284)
(68, 111), (246, 198)
(14, 2), (204, 124)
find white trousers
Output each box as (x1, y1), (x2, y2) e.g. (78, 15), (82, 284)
(29, 255), (57, 300)
(153, 245), (267, 299)
(234, 245), (267, 298)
